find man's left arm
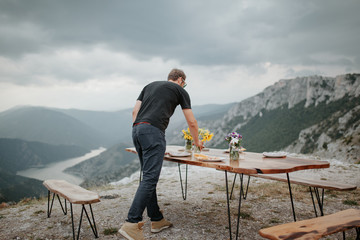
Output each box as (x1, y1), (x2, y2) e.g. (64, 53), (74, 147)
(132, 100), (142, 123)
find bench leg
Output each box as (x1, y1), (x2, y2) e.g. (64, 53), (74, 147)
(47, 191), (67, 217)
(309, 187), (324, 217)
(178, 163), (188, 200)
(286, 173), (297, 222)
(83, 204), (99, 238)
(70, 203), (99, 240)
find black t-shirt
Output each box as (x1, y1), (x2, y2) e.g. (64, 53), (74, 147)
(134, 81), (191, 132)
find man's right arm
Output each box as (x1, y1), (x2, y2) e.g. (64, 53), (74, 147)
(182, 109), (203, 149)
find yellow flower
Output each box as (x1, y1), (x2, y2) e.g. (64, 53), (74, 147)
(182, 128), (214, 142)
(182, 128), (193, 140)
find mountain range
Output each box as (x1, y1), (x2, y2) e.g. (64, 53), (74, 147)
(0, 73), (359, 202)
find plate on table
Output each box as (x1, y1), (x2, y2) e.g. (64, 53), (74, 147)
(168, 151), (191, 157)
(262, 151), (287, 158)
(194, 153), (225, 162)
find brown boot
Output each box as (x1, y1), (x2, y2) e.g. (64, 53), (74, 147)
(151, 218), (173, 233)
(119, 221), (145, 240)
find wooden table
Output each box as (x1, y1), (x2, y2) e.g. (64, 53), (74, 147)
(126, 145), (330, 240)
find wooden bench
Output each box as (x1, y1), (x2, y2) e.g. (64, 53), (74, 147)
(43, 179), (101, 240)
(259, 208), (360, 240)
(230, 173), (356, 220)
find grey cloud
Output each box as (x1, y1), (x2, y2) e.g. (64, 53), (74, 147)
(0, 0), (359, 69)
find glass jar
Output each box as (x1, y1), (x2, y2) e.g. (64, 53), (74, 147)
(185, 139), (193, 152)
(229, 145), (240, 160)
(193, 145), (201, 153)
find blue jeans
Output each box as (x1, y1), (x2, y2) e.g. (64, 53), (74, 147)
(127, 123), (166, 223)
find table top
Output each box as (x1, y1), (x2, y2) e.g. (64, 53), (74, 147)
(125, 145), (330, 175)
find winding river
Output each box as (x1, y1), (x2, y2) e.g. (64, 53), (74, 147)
(16, 147), (106, 185)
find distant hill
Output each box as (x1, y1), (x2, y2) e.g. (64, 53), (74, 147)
(0, 107), (105, 148)
(54, 108), (133, 146)
(0, 138), (90, 202)
(0, 169), (46, 203)
(64, 143), (138, 187)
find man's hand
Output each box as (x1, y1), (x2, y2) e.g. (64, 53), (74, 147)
(194, 139), (204, 150)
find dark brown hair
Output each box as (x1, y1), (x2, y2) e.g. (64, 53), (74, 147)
(167, 68), (186, 81)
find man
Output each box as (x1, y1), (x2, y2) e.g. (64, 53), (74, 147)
(119, 68), (203, 240)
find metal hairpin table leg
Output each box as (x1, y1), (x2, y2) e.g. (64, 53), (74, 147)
(230, 173), (238, 199)
(178, 163), (188, 200)
(225, 171), (233, 240)
(230, 174), (251, 200)
(286, 173), (297, 222)
(240, 174), (251, 200)
(225, 171), (245, 240)
(235, 173), (244, 240)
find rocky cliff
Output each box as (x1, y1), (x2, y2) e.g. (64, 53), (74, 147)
(192, 74), (359, 163)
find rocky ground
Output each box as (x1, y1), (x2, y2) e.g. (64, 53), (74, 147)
(1, 155), (359, 240)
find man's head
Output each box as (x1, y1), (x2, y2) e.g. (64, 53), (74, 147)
(168, 68), (187, 88)
(168, 68), (186, 81)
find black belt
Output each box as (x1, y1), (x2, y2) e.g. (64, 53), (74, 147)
(133, 121), (151, 126)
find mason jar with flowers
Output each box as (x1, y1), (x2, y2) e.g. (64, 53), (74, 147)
(195, 128), (214, 152)
(182, 128), (214, 153)
(225, 132), (243, 160)
(182, 128), (194, 152)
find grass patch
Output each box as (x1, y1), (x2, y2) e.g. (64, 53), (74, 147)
(343, 200), (358, 206)
(234, 211), (253, 220)
(33, 210), (45, 215)
(269, 218), (281, 224)
(103, 227), (118, 235)
(0, 215), (4, 219)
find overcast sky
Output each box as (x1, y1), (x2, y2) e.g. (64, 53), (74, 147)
(0, 0), (359, 112)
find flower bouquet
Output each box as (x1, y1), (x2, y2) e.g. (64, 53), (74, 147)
(196, 128), (214, 152)
(182, 128), (214, 152)
(225, 132), (243, 160)
(182, 128), (194, 152)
